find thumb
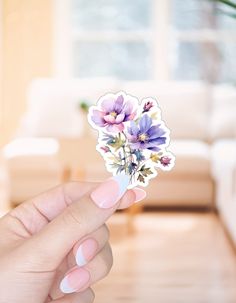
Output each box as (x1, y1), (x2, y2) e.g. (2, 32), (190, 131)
(20, 175), (131, 269)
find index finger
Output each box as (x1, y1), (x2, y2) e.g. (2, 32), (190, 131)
(20, 175), (144, 269)
(9, 180), (145, 235)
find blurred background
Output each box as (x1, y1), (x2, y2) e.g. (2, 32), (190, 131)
(0, 0), (236, 302)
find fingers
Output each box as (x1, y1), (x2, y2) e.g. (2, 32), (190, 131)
(8, 182), (97, 235)
(72, 224), (109, 267)
(60, 244), (113, 294)
(50, 288), (94, 303)
(18, 176), (131, 269)
(119, 187), (146, 209)
(85, 243), (113, 286)
(48, 224), (109, 299)
(8, 181), (145, 235)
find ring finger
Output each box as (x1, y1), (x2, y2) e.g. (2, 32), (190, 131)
(60, 243), (113, 294)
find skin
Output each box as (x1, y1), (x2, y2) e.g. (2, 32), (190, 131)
(0, 181), (138, 303)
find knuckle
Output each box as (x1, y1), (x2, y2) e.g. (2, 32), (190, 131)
(63, 206), (84, 229)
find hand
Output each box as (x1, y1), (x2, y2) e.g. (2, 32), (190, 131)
(0, 176), (146, 303)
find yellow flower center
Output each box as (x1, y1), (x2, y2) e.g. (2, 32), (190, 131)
(138, 133), (148, 142)
(110, 111), (117, 118)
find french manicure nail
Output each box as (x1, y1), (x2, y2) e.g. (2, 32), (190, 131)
(76, 238), (98, 266)
(60, 267), (90, 294)
(133, 188), (146, 202)
(91, 174), (129, 209)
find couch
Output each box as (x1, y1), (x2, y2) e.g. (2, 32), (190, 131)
(1, 78), (236, 244)
(212, 140), (236, 245)
(3, 138), (62, 205)
(13, 79), (235, 210)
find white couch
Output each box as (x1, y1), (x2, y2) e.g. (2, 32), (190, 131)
(212, 140), (236, 245)
(210, 85), (236, 245)
(123, 81), (213, 207)
(3, 80), (235, 209)
(3, 138), (62, 205)
(16, 79), (236, 209)
(2, 78), (236, 243)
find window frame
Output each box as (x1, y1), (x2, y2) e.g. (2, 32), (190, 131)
(53, 0), (171, 81)
(53, 0), (236, 82)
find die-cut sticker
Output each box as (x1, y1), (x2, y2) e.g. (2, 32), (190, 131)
(88, 91), (175, 188)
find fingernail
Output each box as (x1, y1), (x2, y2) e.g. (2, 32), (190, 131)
(76, 238), (98, 266)
(133, 188), (146, 202)
(60, 267), (90, 294)
(91, 174), (129, 208)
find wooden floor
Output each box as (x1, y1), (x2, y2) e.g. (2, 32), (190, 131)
(94, 212), (236, 303)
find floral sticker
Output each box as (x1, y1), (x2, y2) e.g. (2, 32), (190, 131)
(88, 91), (175, 188)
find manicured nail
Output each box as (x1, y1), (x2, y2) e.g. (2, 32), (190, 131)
(60, 267), (90, 294)
(91, 174), (129, 208)
(76, 238), (98, 266)
(133, 188), (146, 202)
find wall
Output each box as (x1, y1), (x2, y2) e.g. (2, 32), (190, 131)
(1, 0), (52, 146)
(0, 0), (3, 144)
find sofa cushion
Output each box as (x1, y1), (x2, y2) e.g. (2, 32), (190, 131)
(3, 138), (61, 176)
(210, 85), (236, 140)
(83, 139), (211, 179)
(166, 140), (211, 177)
(211, 140), (236, 180)
(3, 138), (62, 203)
(123, 81), (210, 140)
(20, 78), (120, 137)
(211, 140), (236, 245)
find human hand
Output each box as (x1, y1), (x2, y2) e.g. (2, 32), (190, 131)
(0, 176), (146, 303)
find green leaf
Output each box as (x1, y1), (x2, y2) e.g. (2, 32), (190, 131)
(107, 156), (121, 164)
(217, 0), (236, 10)
(107, 133), (125, 151)
(110, 163), (126, 174)
(139, 165), (153, 177)
(137, 174), (145, 183)
(79, 100), (89, 112)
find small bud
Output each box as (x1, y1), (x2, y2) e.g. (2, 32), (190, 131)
(160, 156), (171, 166)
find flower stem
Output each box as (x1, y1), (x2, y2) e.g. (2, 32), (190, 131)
(122, 145), (128, 174)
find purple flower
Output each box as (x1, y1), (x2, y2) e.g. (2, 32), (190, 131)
(127, 114), (166, 151)
(90, 95), (136, 132)
(142, 101), (153, 113)
(160, 156), (171, 166)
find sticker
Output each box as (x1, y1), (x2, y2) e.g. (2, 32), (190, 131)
(88, 91), (175, 188)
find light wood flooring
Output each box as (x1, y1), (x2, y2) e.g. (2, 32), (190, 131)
(94, 212), (236, 303)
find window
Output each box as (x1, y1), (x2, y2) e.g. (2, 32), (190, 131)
(54, 0), (154, 80)
(54, 0), (236, 83)
(170, 0), (236, 83)
(71, 0), (153, 80)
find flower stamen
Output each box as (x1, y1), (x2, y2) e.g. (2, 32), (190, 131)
(110, 111), (117, 118)
(138, 133), (149, 142)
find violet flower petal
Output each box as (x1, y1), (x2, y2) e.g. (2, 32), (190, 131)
(104, 114), (116, 124)
(123, 100), (133, 116)
(91, 110), (106, 126)
(128, 121), (139, 136)
(115, 113), (125, 124)
(139, 114), (152, 133)
(114, 95), (124, 113)
(101, 98), (115, 113)
(147, 125), (166, 139)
